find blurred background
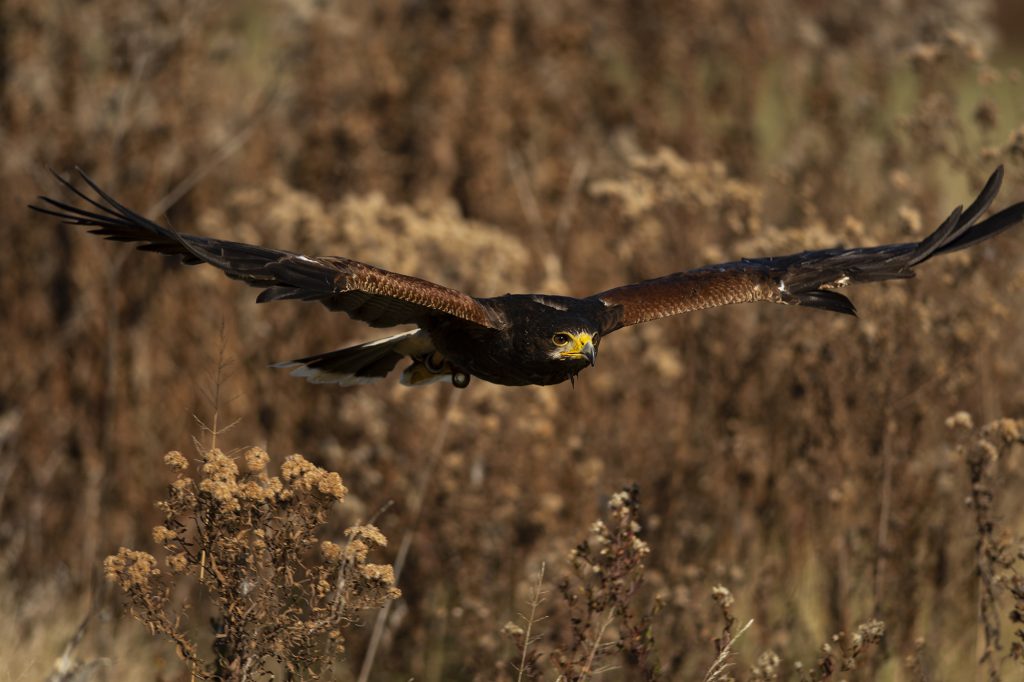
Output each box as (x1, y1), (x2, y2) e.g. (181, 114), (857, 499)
(2, 0), (1024, 679)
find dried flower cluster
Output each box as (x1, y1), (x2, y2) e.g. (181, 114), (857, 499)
(701, 581), (884, 682)
(952, 416), (1024, 673)
(104, 448), (400, 680)
(551, 486), (660, 681)
(803, 619), (887, 680)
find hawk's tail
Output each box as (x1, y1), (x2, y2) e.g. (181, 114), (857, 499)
(272, 330), (426, 386)
(272, 329), (456, 387)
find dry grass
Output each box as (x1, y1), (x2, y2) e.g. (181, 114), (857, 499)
(2, 0), (1024, 679)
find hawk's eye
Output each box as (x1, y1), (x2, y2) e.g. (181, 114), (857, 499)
(552, 333), (572, 346)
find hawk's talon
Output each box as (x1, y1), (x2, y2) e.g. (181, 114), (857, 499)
(424, 352), (446, 373)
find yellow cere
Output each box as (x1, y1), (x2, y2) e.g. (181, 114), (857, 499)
(561, 332), (593, 357)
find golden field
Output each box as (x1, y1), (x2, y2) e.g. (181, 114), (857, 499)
(2, 0), (1024, 679)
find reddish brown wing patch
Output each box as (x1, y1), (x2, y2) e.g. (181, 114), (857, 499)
(590, 167), (1023, 330)
(592, 267), (779, 329)
(323, 258), (502, 329)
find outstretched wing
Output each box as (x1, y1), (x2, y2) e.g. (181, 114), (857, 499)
(30, 170), (503, 330)
(591, 166), (1024, 331)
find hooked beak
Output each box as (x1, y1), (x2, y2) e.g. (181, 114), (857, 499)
(558, 332), (597, 366)
(581, 340), (596, 366)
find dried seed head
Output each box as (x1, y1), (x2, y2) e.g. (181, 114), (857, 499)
(993, 418), (1022, 442)
(855, 619), (885, 645)
(105, 548), (160, 590)
(752, 650), (781, 678)
(321, 540), (343, 563)
(199, 478), (241, 512)
(359, 563), (399, 588)
(164, 450), (189, 472)
(345, 539), (369, 563)
(945, 411), (974, 430)
(244, 447), (270, 473)
(711, 584), (735, 609)
(317, 472), (347, 500)
(608, 490), (630, 511)
(202, 448), (239, 479)
(501, 621), (525, 638)
(345, 524), (387, 547)
(152, 525), (176, 544)
(281, 453), (315, 482)
(631, 536), (651, 556)
(238, 480), (275, 502)
(281, 454), (348, 501)
(167, 552), (189, 573)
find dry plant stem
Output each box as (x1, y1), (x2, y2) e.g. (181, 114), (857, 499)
(357, 388), (462, 682)
(968, 431), (1001, 677)
(873, 413), (894, 613)
(961, 418), (1024, 677)
(703, 619), (753, 682)
(581, 607), (617, 679)
(45, 609), (108, 682)
(194, 323), (241, 454)
(553, 487), (658, 680)
(0, 410), (20, 533)
(518, 563), (547, 682)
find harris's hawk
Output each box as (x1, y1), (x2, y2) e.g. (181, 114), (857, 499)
(31, 167), (1024, 388)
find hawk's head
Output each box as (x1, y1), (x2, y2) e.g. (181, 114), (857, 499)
(547, 330), (597, 367)
(502, 295), (608, 384)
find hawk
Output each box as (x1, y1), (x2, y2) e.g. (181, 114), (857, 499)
(31, 167), (1024, 388)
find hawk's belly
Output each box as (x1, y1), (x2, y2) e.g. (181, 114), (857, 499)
(425, 324), (576, 387)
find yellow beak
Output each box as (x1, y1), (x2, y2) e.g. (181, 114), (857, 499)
(561, 333), (596, 366)
(580, 340), (596, 366)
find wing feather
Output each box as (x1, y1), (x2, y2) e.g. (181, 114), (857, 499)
(592, 166), (1024, 331)
(31, 169), (502, 330)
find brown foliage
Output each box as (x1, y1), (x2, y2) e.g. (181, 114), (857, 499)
(2, 0), (1024, 679)
(550, 486), (659, 681)
(953, 416), (1024, 675)
(104, 447), (398, 679)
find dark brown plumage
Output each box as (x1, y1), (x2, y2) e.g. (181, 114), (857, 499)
(30, 166), (1024, 388)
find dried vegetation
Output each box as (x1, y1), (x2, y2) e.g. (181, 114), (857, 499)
(104, 446), (398, 678)
(2, 0), (1024, 679)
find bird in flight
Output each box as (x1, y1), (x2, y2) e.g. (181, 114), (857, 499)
(31, 167), (1023, 389)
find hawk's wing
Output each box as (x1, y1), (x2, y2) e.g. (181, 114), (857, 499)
(591, 166), (1024, 332)
(31, 170), (503, 330)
